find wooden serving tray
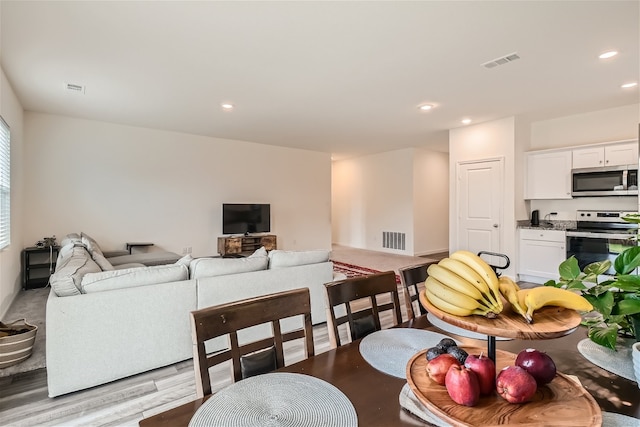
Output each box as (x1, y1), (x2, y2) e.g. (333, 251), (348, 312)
(419, 290), (581, 339)
(406, 347), (602, 427)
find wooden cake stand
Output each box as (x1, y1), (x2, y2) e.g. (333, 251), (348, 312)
(418, 290), (582, 362)
(406, 346), (601, 427)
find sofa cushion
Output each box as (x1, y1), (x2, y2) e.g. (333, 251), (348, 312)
(107, 251), (182, 267)
(80, 264), (189, 293)
(189, 256), (268, 279)
(60, 233), (82, 248)
(268, 250), (330, 269)
(92, 252), (115, 271)
(114, 262), (146, 270)
(250, 246), (268, 258)
(81, 232), (103, 256)
(176, 254), (193, 267)
(50, 247), (102, 296)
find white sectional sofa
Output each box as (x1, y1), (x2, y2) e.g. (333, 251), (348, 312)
(45, 233), (335, 397)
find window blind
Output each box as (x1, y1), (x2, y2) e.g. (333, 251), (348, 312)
(0, 117), (10, 250)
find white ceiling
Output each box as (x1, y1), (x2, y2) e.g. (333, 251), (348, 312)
(1, 1), (638, 160)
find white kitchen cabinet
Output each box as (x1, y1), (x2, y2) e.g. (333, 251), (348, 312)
(525, 150), (572, 199)
(572, 146), (604, 169)
(518, 229), (566, 284)
(605, 142), (638, 166)
(572, 141), (638, 169)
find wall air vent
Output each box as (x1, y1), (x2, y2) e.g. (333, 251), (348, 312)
(382, 231), (406, 251)
(482, 52), (520, 69)
(65, 83), (85, 94)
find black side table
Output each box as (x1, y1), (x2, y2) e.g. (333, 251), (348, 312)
(22, 246), (60, 289)
(126, 242), (154, 254)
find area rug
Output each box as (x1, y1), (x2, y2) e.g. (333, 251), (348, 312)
(332, 260), (400, 284)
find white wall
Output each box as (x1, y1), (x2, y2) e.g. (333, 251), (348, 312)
(0, 67), (25, 318)
(530, 104), (638, 150)
(413, 148), (449, 256)
(449, 117), (517, 278)
(332, 149), (414, 253)
(331, 147), (449, 256)
(23, 113), (332, 258)
(529, 103), (639, 219)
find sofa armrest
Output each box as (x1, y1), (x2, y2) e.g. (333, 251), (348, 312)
(103, 250), (130, 258)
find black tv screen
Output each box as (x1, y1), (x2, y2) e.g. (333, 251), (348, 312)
(222, 204), (271, 235)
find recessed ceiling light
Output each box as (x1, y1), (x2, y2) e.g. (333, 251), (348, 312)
(621, 82), (638, 89)
(221, 103), (234, 111)
(599, 51), (618, 59)
(461, 118), (472, 125)
(418, 104), (434, 111)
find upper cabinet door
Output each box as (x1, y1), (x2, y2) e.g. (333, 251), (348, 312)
(525, 150), (572, 199)
(604, 142), (638, 166)
(572, 141), (638, 168)
(572, 146), (604, 169)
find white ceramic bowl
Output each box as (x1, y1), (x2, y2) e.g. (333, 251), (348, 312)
(633, 342), (640, 388)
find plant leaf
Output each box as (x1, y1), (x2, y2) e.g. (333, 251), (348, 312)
(584, 261), (611, 276)
(564, 279), (587, 291)
(614, 246), (640, 275)
(617, 299), (640, 316)
(543, 279), (561, 288)
(559, 256), (581, 280)
(588, 324), (619, 350)
(584, 292), (614, 318)
(614, 276), (640, 292)
(622, 213), (640, 224)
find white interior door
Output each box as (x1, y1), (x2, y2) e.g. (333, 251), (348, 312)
(456, 159), (503, 256)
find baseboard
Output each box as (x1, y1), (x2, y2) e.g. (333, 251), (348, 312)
(414, 249), (449, 258)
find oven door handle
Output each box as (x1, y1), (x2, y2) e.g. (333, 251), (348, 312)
(566, 231), (638, 240)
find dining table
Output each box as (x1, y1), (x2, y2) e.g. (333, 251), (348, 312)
(138, 315), (640, 426)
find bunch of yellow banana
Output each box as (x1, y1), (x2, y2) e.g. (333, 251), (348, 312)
(424, 250), (503, 318)
(514, 286), (594, 322)
(497, 276), (531, 323)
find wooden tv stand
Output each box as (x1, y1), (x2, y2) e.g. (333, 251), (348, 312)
(217, 234), (277, 257)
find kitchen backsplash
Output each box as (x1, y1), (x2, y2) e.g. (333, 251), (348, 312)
(530, 197), (638, 221)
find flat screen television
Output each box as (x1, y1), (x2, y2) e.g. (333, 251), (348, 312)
(222, 204), (271, 235)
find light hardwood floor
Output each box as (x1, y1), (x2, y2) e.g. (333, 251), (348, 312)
(1, 246), (437, 427)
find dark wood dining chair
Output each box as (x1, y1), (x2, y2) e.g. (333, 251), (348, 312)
(398, 261), (438, 319)
(324, 271), (402, 347)
(190, 287), (315, 398)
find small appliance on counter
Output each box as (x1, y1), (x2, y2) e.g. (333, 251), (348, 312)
(530, 210), (540, 226)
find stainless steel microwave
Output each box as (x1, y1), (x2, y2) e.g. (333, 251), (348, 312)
(571, 165), (638, 197)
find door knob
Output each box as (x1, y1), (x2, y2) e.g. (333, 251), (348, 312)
(493, 224), (499, 228)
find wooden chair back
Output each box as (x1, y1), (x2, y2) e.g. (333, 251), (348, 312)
(399, 261), (438, 319)
(190, 287), (315, 398)
(324, 271), (402, 347)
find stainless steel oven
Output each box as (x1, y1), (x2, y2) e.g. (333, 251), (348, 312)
(566, 210), (638, 275)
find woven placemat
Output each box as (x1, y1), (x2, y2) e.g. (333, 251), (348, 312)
(427, 314), (512, 341)
(188, 372), (357, 427)
(577, 338), (635, 381)
(399, 383), (451, 426)
(359, 329), (457, 378)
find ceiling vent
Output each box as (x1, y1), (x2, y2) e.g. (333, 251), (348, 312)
(65, 83), (85, 94)
(482, 52), (520, 69)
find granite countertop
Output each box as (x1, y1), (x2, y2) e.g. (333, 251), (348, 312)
(517, 220), (576, 231)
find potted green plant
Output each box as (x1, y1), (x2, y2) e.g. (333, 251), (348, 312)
(544, 244), (640, 351)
